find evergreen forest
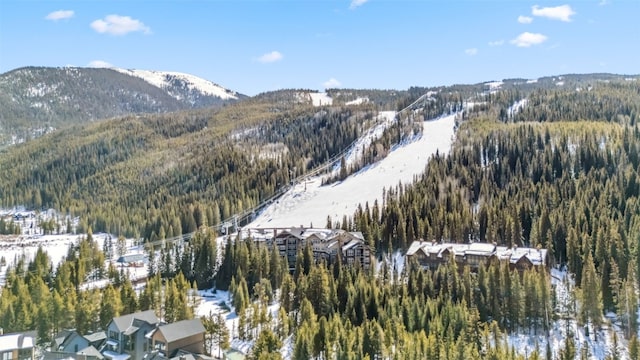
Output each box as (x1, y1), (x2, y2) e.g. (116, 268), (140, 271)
(1, 74), (640, 359)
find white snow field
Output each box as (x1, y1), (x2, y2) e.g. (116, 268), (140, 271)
(113, 68), (239, 100)
(248, 112), (457, 229)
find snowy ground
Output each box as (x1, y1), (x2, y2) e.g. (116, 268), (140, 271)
(508, 267), (631, 359)
(0, 207), (145, 288)
(248, 113), (457, 229)
(309, 92), (333, 107)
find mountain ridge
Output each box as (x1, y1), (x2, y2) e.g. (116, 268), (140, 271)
(0, 66), (246, 146)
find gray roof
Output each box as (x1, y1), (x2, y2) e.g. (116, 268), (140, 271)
(53, 330), (74, 349)
(78, 345), (105, 360)
(157, 319), (205, 343)
(111, 310), (160, 333)
(84, 331), (106, 345)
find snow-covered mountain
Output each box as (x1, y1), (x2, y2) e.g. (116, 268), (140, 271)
(0, 66), (245, 147)
(113, 68), (243, 106)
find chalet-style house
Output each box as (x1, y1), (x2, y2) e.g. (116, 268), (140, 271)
(104, 310), (161, 360)
(48, 329), (105, 360)
(0, 332), (35, 360)
(406, 240), (548, 271)
(145, 319), (205, 359)
(272, 228), (372, 270)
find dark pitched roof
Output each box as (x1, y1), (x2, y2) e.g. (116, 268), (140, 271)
(157, 319), (205, 343)
(111, 310), (160, 333)
(53, 330), (74, 349)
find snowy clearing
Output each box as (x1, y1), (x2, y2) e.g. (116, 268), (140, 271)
(309, 92), (333, 107)
(114, 68), (238, 100)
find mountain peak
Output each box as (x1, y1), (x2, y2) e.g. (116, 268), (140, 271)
(113, 68), (241, 104)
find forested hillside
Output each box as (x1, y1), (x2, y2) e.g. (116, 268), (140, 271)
(0, 95), (409, 240)
(0, 66), (243, 146)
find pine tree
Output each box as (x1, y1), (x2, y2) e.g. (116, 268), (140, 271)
(580, 250), (603, 334)
(250, 328), (282, 360)
(100, 284), (123, 328)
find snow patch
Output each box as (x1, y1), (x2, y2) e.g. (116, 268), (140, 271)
(309, 92), (333, 107)
(507, 98), (528, 117)
(114, 68), (238, 100)
(345, 97), (368, 106)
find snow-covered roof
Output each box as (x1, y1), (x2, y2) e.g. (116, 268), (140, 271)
(0, 333), (34, 352)
(407, 240), (547, 266)
(342, 239), (364, 251)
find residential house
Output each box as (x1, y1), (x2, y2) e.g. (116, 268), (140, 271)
(0, 333), (35, 360)
(145, 319), (205, 359)
(103, 310), (161, 360)
(43, 346), (104, 360)
(52, 330), (90, 354)
(48, 330), (105, 360)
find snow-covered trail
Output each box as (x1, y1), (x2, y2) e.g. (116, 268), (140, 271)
(248, 113), (457, 229)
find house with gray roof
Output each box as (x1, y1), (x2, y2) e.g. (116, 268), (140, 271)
(145, 319), (205, 359)
(103, 310), (161, 360)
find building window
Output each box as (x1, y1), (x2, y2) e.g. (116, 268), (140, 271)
(2, 352), (14, 360)
(126, 336), (135, 351)
(109, 331), (119, 341)
(154, 341), (165, 352)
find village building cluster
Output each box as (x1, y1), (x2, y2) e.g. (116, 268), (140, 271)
(0, 311), (209, 360)
(406, 240), (548, 272)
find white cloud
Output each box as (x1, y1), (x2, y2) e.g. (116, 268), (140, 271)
(488, 40), (505, 47)
(87, 60), (114, 68)
(90, 15), (151, 35)
(511, 32), (548, 47)
(45, 10), (74, 21)
(465, 48), (478, 56)
(350, 0), (369, 9)
(323, 78), (341, 88)
(532, 5), (575, 22)
(256, 51), (283, 63)
(518, 15), (533, 24)
(598, 0), (610, 5)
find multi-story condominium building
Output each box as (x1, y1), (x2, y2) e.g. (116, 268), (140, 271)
(406, 240), (548, 272)
(272, 227), (372, 270)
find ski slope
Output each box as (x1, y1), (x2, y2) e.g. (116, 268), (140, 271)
(248, 113), (457, 228)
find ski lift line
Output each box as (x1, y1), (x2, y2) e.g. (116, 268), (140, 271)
(148, 93), (430, 249)
(13, 95), (432, 275)
(7, 92), (435, 286)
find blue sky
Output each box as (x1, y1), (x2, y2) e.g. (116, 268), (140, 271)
(0, 0), (638, 95)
